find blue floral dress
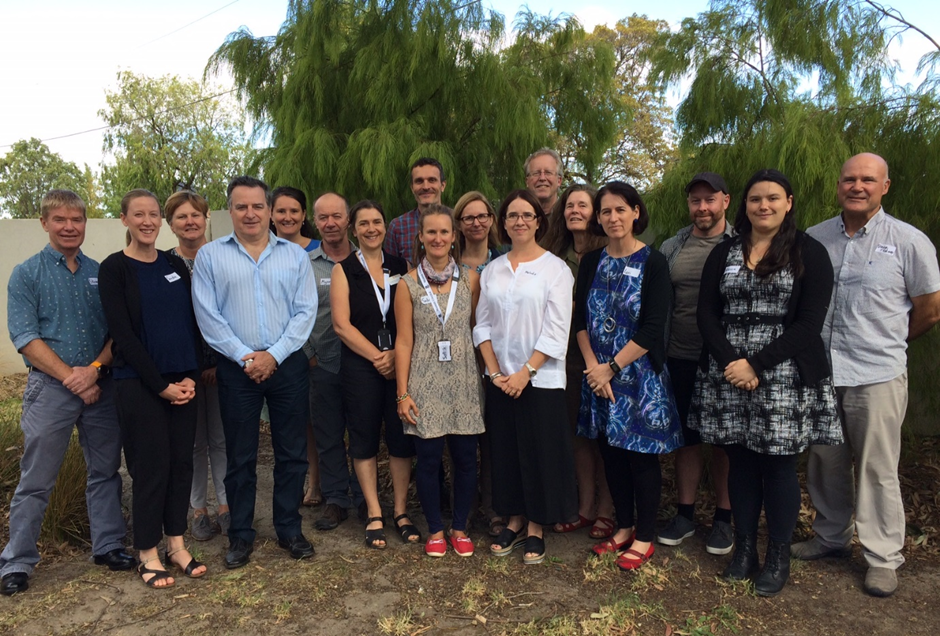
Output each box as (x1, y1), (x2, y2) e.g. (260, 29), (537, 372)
(577, 247), (683, 453)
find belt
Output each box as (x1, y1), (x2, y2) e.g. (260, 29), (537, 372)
(721, 313), (785, 326)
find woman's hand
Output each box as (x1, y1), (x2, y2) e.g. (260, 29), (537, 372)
(398, 396), (419, 425)
(373, 350), (395, 378)
(584, 363), (616, 402)
(724, 359), (757, 389)
(501, 369), (530, 399)
(160, 382), (195, 405)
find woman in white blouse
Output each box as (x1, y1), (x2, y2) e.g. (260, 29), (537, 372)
(473, 189), (578, 565)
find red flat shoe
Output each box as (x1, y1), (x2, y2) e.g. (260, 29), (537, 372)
(554, 515), (595, 533)
(591, 531), (636, 557)
(617, 543), (655, 571)
(589, 516), (615, 539)
(425, 537), (447, 558)
(449, 534), (474, 557)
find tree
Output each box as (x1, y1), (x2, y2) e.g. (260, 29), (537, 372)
(207, 0), (622, 213)
(99, 71), (253, 213)
(0, 138), (90, 218)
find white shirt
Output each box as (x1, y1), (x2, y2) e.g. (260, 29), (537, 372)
(472, 251), (574, 389)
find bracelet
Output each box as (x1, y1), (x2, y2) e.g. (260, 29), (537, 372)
(489, 372), (504, 380)
(609, 359), (622, 374)
(396, 393), (410, 404)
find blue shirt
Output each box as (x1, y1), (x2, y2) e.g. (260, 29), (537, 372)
(192, 232), (317, 365)
(7, 245), (109, 368)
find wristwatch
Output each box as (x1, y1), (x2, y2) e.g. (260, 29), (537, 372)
(608, 359), (622, 375)
(90, 361), (110, 378)
(524, 362), (538, 378)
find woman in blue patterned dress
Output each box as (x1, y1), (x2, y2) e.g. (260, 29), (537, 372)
(574, 181), (682, 572)
(689, 169), (841, 597)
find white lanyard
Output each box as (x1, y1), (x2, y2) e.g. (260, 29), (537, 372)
(417, 265), (459, 332)
(357, 250), (390, 325)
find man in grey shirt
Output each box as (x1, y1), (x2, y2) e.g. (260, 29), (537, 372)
(796, 153), (940, 597)
(304, 192), (364, 531)
(657, 173), (735, 555)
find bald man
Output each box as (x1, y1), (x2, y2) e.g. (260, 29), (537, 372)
(798, 153), (940, 597)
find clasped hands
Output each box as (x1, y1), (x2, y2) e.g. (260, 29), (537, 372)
(724, 359), (759, 391)
(159, 377), (196, 405)
(62, 365), (101, 405)
(584, 362), (615, 402)
(241, 351), (278, 384)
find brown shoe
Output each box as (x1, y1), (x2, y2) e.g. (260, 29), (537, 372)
(315, 503), (348, 531)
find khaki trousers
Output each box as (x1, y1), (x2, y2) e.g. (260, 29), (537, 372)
(806, 372), (908, 569)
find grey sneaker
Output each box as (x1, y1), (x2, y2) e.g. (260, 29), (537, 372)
(657, 514), (696, 546)
(217, 512), (231, 536)
(791, 537), (852, 561)
(864, 566), (898, 597)
(191, 513), (219, 541)
(705, 520), (734, 555)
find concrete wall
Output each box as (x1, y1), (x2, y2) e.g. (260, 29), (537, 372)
(0, 213), (233, 375)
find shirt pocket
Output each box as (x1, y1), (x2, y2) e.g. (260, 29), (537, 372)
(854, 252), (904, 316)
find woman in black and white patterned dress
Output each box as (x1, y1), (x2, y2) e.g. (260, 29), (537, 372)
(689, 169), (841, 597)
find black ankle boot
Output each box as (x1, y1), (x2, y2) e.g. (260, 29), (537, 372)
(722, 533), (759, 581)
(754, 540), (790, 596)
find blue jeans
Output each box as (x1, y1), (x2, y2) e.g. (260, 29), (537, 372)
(414, 434), (478, 534)
(217, 350), (309, 544)
(0, 371), (126, 577)
(309, 365), (362, 508)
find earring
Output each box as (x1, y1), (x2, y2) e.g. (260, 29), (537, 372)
(450, 244), (455, 250)
(420, 244), (425, 250)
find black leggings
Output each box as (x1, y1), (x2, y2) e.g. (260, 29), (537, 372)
(724, 444), (800, 543)
(597, 435), (661, 542)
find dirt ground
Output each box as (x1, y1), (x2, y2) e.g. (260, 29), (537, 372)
(2, 372), (940, 635)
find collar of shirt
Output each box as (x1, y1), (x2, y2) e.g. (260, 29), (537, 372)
(42, 243), (86, 268)
(310, 240), (356, 264)
(221, 231), (285, 261)
(839, 206), (884, 238)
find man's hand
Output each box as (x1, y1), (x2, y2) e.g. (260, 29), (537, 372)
(242, 351), (278, 384)
(62, 365), (99, 395)
(77, 384), (102, 405)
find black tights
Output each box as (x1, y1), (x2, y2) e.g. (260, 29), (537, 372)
(597, 435), (661, 542)
(724, 444), (800, 543)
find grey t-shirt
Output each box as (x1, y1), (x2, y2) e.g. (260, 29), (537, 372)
(667, 233), (724, 360)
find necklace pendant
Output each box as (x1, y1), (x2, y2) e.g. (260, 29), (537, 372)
(603, 316), (617, 333)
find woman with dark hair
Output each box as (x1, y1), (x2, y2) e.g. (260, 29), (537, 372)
(165, 190), (230, 541)
(575, 180), (682, 571)
(99, 190), (205, 588)
(331, 200), (418, 549)
(473, 189), (577, 565)
(690, 169), (841, 596)
(454, 191), (502, 274)
(394, 204), (484, 557)
(541, 184), (616, 541)
(270, 186), (321, 507)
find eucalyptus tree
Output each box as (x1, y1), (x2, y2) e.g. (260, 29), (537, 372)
(208, 0), (622, 214)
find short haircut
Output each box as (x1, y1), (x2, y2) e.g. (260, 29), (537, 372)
(120, 189), (162, 217)
(589, 181), (649, 236)
(349, 199), (386, 228)
(412, 203), (461, 265)
(523, 147), (563, 176)
(453, 190), (499, 252)
(313, 191), (349, 217)
(165, 190), (209, 223)
(410, 157), (446, 183)
(41, 189), (86, 219)
(497, 189), (548, 244)
(270, 186), (316, 239)
(227, 175), (269, 208)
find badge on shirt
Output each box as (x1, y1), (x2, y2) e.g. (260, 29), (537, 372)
(165, 272), (182, 283)
(420, 295), (433, 304)
(624, 266), (641, 277)
(875, 244), (897, 255)
(88, 277), (98, 286)
(388, 274), (401, 286)
(724, 265), (742, 275)
(319, 277), (331, 286)
(438, 340), (452, 362)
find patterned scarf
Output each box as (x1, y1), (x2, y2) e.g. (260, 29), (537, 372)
(420, 256), (456, 285)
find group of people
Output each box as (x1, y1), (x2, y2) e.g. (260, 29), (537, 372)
(2, 149), (938, 601)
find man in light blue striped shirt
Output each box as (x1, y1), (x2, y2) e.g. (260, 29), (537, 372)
(192, 176), (317, 568)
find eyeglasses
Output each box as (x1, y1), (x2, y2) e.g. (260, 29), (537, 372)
(526, 170), (557, 179)
(505, 212), (537, 223)
(460, 213), (493, 225)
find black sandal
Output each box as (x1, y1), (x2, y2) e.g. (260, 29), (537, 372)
(365, 516), (387, 550)
(165, 546), (206, 579)
(523, 535), (546, 565)
(393, 513), (421, 544)
(490, 526), (526, 556)
(137, 558), (175, 589)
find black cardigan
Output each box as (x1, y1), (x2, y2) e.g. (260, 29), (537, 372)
(573, 247), (672, 374)
(98, 250), (200, 395)
(696, 231), (834, 386)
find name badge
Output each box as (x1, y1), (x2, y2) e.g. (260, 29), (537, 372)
(319, 277), (331, 286)
(438, 341), (452, 362)
(724, 265), (741, 275)
(88, 277), (98, 286)
(624, 266), (641, 277)
(388, 274), (401, 285)
(420, 295), (433, 304)
(875, 244), (897, 255)
(165, 272), (181, 282)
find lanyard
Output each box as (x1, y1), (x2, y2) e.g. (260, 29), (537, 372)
(417, 265), (459, 332)
(357, 250), (390, 325)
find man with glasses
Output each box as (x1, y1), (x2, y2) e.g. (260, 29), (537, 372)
(387, 157), (448, 265)
(524, 148), (564, 215)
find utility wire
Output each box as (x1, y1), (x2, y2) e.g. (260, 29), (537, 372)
(137, 0), (243, 49)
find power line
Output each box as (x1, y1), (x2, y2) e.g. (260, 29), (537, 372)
(137, 0), (243, 49)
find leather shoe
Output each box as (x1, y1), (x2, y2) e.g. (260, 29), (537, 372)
(315, 503), (348, 531)
(277, 535), (315, 559)
(225, 538), (254, 569)
(0, 572), (28, 596)
(93, 548), (137, 571)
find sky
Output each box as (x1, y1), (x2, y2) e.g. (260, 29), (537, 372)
(1, 0), (937, 170)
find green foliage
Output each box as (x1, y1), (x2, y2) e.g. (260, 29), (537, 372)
(0, 139), (94, 218)
(99, 71), (252, 214)
(208, 0), (622, 214)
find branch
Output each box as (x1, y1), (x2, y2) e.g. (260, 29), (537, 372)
(863, 0), (940, 52)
